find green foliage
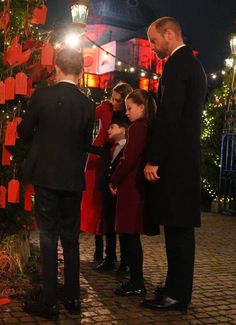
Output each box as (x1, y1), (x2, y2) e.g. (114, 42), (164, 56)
(201, 73), (232, 207)
(0, 0), (44, 242)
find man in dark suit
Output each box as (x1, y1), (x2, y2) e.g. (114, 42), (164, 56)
(18, 48), (95, 320)
(142, 17), (207, 311)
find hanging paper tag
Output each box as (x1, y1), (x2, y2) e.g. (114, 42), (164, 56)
(5, 77), (15, 100)
(24, 184), (34, 211)
(16, 49), (31, 66)
(8, 179), (20, 203)
(31, 5), (48, 25)
(15, 72), (28, 95)
(41, 43), (54, 66)
(2, 146), (11, 166)
(4, 119), (18, 146)
(0, 81), (5, 104)
(0, 185), (7, 208)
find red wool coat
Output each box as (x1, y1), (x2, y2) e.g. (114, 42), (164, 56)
(110, 119), (148, 234)
(80, 100), (113, 234)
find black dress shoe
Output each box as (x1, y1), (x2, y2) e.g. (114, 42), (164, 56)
(116, 264), (130, 276)
(23, 301), (59, 321)
(141, 295), (188, 311)
(114, 281), (146, 296)
(63, 298), (81, 315)
(96, 259), (115, 272)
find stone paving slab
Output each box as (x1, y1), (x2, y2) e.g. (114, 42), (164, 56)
(0, 213), (235, 324)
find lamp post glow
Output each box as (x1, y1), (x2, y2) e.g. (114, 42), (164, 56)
(230, 34), (236, 55)
(70, 0), (90, 28)
(65, 33), (81, 48)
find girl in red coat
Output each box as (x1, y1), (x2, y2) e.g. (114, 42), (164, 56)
(110, 89), (157, 296)
(80, 82), (133, 261)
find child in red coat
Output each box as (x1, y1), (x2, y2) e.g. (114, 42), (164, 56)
(110, 89), (157, 296)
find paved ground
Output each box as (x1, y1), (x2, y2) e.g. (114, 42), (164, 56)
(0, 212), (236, 324)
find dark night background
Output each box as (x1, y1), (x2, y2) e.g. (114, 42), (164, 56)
(46, 0), (236, 73)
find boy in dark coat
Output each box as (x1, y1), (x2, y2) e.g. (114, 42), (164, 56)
(95, 120), (130, 275)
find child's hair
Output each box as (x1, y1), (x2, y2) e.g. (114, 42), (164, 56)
(110, 119), (129, 136)
(113, 82), (133, 102)
(126, 89), (157, 127)
(55, 48), (84, 75)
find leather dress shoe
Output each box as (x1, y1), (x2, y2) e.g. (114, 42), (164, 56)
(141, 295), (188, 311)
(114, 281), (146, 296)
(63, 298), (81, 314)
(116, 264), (130, 276)
(23, 301), (59, 321)
(96, 259), (115, 272)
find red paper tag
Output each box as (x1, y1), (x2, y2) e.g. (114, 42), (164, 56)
(41, 43), (54, 66)
(5, 77), (15, 100)
(4, 120), (18, 146)
(31, 5), (48, 25)
(8, 179), (20, 203)
(0, 298), (11, 305)
(24, 184), (34, 211)
(15, 72), (28, 95)
(5, 42), (22, 66)
(0, 185), (7, 208)
(0, 81), (5, 104)
(16, 49), (31, 66)
(2, 146), (11, 166)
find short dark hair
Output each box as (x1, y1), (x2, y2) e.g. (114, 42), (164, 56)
(110, 119), (129, 131)
(55, 48), (84, 75)
(153, 16), (182, 38)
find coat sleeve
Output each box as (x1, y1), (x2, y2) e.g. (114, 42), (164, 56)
(17, 89), (41, 142)
(84, 102), (96, 152)
(147, 62), (187, 166)
(110, 123), (147, 187)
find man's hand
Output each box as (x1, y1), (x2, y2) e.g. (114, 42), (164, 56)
(109, 183), (117, 196)
(144, 163), (160, 182)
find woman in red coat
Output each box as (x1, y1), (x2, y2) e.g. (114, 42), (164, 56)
(80, 82), (133, 260)
(110, 89), (157, 296)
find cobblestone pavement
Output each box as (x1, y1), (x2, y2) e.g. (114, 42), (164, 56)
(0, 212), (236, 324)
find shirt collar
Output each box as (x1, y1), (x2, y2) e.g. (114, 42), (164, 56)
(59, 80), (77, 86)
(116, 139), (126, 146)
(170, 44), (186, 56)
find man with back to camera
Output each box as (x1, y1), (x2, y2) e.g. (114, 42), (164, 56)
(143, 17), (207, 311)
(18, 48), (95, 320)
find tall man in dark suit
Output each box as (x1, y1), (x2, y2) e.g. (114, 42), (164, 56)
(142, 17), (207, 311)
(18, 48), (95, 320)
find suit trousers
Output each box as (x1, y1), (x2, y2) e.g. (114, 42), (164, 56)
(164, 226), (195, 304)
(34, 186), (82, 304)
(122, 234), (144, 287)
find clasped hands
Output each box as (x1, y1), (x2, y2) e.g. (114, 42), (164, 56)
(109, 163), (160, 196)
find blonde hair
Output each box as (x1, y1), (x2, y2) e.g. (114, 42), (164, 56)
(55, 48), (84, 75)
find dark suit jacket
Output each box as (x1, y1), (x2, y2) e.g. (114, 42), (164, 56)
(147, 46), (207, 227)
(100, 146), (124, 234)
(18, 82), (95, 192)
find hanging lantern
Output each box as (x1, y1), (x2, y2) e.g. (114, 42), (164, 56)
(70, 0), (89, 28)
(229, 33), (236, 55)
